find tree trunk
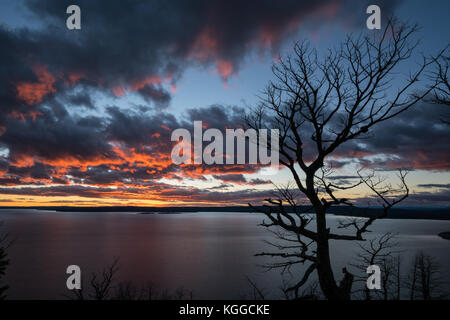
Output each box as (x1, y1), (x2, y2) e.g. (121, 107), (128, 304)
(314, 206), (350, 300)
(305, 171), (352, 300)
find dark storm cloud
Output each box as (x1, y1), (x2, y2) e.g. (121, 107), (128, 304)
(0, 0), (404, 167)
(0, 101), (178, 166)
(1, 99), (448, 193)
(0, 185), (144, 198)
(0, 177), (22, 186)
(248, 178), (271, 185)
(328, 103), (450, 171)
(0, 0), (402, 115)
(213, 174), (247, 184)
(1, 100), (447, 204)
(0, 103), (264, 187)
(212, 174), (271, 185)
(0, 108), (110, 161)
(105, 106), (179, 149)
(137, 85), (171, 108)
(0, 28), (50, 124)
(62, 92), (95, 109)
(418, 184), (450, 189)
(187, 104), (246, 128)
(355, 188), (450, 206)
(0, 182), (276, 204)
(408, 189), (450, 205)
(145, 186), (278, 204)
(4, 0), (435, 205)
(8, 162), (51, 180)
(326, 175), (360, 180)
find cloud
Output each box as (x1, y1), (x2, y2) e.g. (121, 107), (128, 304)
(417, 184), (450, 189)
(408, 189), (450, 205)
(0, 0), (402, 113)
(355, 188), (450, 206)
(0, 104), (265, 189)
(213, 174), (247, 184)
(326, 103), (450, 171)
(15, 65), (56, 105)
(0, 100), (448, 205)
(0, 0), (427, 206)
(137, 84), (171, 108)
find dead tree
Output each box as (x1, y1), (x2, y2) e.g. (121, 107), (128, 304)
(247, 19), (437, 300)
(89, 259), (119, 300)
(405, 252), (447, 300)
(66, 260), (194, 300)
(430, 48), (450, 123)
(350, 233), (401, 300)
(0, 223), (10, 300)
(67, 259), (119, 300)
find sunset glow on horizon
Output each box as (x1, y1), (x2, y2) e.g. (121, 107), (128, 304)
(0, 0), (448, 208)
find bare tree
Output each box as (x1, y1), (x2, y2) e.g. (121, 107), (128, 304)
(405, 252), (447, 300)
(67, 259), (119, 300)
(0, 222), (10, 300)
(66, 260), (194, 300)
(112, 281), (192, 300)
(430, 47), (450, 123)
(281, 278), (320, 300)
(242, 275), (319, 300)
(90, 259), (119, 300)
(350, 233), (401, 300)
(113, 280), (143, 300)
(246, 19), (437, 300)
(245, 277), (267, 300)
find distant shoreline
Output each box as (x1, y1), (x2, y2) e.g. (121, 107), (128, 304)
(438, 232), (450, 240)
(0, 205), (449, 220)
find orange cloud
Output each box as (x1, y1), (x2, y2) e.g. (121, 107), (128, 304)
(16, 65), (56, 105)
(67, 72), (85, 85)
(215, 59), (233, 80)
(131, 75), (164, 91)
(112, 86), (126, 97)
(111, 75), (171, 97)
(190, 27), (218, 61)
(8, 110), (43, 122)
(11, 154), (35, 168)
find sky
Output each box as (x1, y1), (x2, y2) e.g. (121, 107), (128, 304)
(0, 0), (449, 207)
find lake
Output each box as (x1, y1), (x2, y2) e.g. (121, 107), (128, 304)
(1, 209), (450, 299)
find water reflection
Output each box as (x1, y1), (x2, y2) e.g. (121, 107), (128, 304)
(1, 209), (449, 299)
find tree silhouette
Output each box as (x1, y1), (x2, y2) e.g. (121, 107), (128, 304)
(350, 233), (401, 300)
(430, 48), (450, 123)
(405, 252), (447, 300)
(0, 222), (9, 300)
(67, 258), (119, 300)
(246, 20), (439, 300)
(66, 259), (194, 300)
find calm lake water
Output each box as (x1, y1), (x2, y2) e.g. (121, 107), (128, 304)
(1, 209), (450, 299)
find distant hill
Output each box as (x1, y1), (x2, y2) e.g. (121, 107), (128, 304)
(327, 206), (450, 220)
(0, 205), (449, 220)
(438, 231), (450, 240)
